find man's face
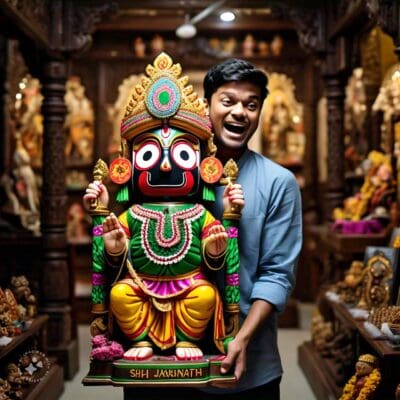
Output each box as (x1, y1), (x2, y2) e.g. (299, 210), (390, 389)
(209, 81), (262, 151)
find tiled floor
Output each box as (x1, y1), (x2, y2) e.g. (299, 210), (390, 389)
(60, 303), (316, 400)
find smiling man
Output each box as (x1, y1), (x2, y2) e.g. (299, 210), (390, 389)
(200, 59), (303, 399)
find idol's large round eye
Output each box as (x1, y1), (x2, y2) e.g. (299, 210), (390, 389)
(134, 141), (161, 170)
(171, 141), (197, 170)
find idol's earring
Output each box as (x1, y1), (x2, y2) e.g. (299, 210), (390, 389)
(109, 139), (132, 203)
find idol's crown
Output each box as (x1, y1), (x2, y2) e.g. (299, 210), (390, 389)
(121, 52), (211, 141)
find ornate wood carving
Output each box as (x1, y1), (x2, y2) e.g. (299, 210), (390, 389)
(58, 0), (118, 53)
(287, 6), (326, 55)
(0, 35), (8, 172)
(41, 59), (69, 297)
(366, 0), (400, 52)
(324, 75), (346, 219)
(0, 0), (49, 45)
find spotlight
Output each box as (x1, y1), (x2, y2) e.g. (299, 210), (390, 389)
(220, 11), (235, 22)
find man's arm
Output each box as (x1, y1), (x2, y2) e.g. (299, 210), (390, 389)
(221, 299), (274, 379)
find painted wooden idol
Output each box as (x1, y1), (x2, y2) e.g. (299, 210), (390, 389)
(82, 53), (243, 387)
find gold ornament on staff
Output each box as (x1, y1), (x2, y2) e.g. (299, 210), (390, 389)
(89, 159), (109, 216)
(221, 158), (241, 219)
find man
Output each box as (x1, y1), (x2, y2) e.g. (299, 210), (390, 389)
(201, 58), (303, 399)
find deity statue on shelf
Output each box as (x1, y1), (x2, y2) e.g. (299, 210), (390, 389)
(10, 275), (37, 319)
(344, 68), (367, 175)
(261, 73), (305, 166)
(133, 37), (146, 58)
(357, 250), (393, 310)
(332, 151), (396, 234)
(11, 75), (44, 168)
(0, 131), (41, 236)
(82, 53), (243, 386)
(310, 310), (334, 357)
(242, 34), (256, 57)
(331, 260), (366, 306)
(339, 354), (381, 400)
(270, 35), (283, 56)
(64, 76), (95, 164)
(106, 74), (143, 156)
(150, 34), (164, 55)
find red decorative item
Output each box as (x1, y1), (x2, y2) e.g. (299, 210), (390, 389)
(200, 157), (223, 184)
(109, 157), (132, 184)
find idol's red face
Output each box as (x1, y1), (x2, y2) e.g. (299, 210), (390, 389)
(209, 81), (262, 151)
(132, 128), (200, 198)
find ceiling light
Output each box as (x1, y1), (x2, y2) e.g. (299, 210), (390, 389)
(220, 11), (235, 22)
(176, 23), (197, 39)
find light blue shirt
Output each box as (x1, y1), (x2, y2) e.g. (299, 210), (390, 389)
(206, 149), (302, 393)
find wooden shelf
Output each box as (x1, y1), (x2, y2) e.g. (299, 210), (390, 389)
(299, 295), (400, 400)
(0, 315), (48, 359)
(25, 362), (64, 400)
(298, 341), (342, 400)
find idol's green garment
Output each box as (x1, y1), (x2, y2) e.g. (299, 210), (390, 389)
(109, 203), (225, 351)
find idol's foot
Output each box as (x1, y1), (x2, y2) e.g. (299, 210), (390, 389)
(123, 341), (153, 360)
(175, 341), (203, 360)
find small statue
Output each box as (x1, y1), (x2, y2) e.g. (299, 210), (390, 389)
(261, 73), (304, 165)
(270, 35), (283, 56)
(258, 40), (269, 57)
(150, 34), (164, 55)
(357, 250), (393, 310)
(5, 363), (30, 399)
(0, 378), (11, 400)
(331, 260), (365, 305)
(133, 37), (146, 58)
(67, 202), (90, 242)
(106, 74), (143, 156)
(0, 288), (22, 337)
(64, 76), (95, 163)
(242, 34), (255, 57)
(339, 354), (381, 400)
(10, 275), (37, 318)
(310, 310), (334, 357)
(222, 37), (237, 56)
(333, 151), (395, 226)
(11, 133), (41, 235)
(12, 75), (44, 168)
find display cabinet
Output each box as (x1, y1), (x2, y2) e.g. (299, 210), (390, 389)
(299, 294), (400, 400)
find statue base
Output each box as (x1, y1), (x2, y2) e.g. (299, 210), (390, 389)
(82, 355), (236, 387)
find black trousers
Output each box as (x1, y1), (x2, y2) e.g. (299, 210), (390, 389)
(123, 376), (281, 400)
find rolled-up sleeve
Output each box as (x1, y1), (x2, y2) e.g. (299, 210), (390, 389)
(250, 172), (302, 313)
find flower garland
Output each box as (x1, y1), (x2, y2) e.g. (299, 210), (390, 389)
(339, 368), (381, 400)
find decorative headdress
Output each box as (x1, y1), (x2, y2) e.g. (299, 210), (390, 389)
(358, 354), (378, 366)
(121, 52), (211, 142)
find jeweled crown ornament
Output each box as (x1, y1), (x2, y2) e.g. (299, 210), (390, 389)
(121, 52), (211, 142)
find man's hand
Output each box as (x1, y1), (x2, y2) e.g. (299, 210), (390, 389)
(222, 183), (245, 212)
(221, 336), (247, 380)
(83, 181), (109, 210)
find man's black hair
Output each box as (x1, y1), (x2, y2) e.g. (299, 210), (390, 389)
(203, 59), (268, 103)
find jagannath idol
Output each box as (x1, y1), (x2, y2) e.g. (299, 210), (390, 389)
(83, 53), (243, 364)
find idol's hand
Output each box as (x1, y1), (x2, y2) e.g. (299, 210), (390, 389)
(223, 183), (245, 212)
(83, 181), (109, 210)
(205, 224), (228, 257)
(103, 213), (127, 255)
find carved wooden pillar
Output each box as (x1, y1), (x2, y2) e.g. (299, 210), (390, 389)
(323, 72), (346, 219)
(40, 58), (78, 378)
(0, 35), (9, 172)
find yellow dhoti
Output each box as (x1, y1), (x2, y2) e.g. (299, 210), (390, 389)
(110, 270), (225, 351)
